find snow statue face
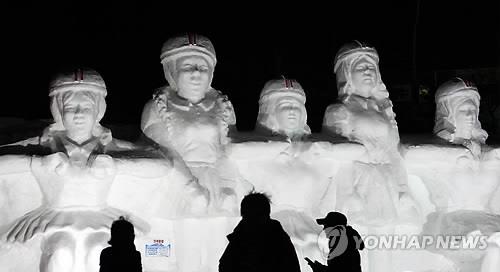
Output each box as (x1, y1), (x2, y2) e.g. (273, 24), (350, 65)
(62, 91), (98, 140)
(333, 40), (383, 99)
(275, 96), (304, 134)
(454, 99), (478, 139)
(48, 68), (108, 143)
(434, 77), (488, 144)
(160, 33), (216, 101)
(176, 56), (212, 102)
(257, 78), (311, 137)
(350, 57), (378, 98)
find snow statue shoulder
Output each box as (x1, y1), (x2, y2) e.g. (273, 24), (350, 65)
(434, 77), (488, 158)
(0, 68), (206, 272)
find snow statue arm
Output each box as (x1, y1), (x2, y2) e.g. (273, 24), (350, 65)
(114, 157), (173, 178)
(323, 103), (354, 138)
(324, 103), (398, 163)
(0, 155), (32, 175)
(217, 92), (237, 143)
(141, 99), (172, 148)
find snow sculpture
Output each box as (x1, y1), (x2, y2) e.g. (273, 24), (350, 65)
(322, 41), (422, 272)
(0, 68), (205, 272)
(434, 77), (488, 159)
(401, 78), (500, 272)
(255, 78), (311, 139)
(323, 41), (399, 163)
(141, 33), (250, 213)
(140, 33), (252, 272)
(0, 39), (498, 272)
(229, 78), (365, 272)
(322, 40), (419, 222)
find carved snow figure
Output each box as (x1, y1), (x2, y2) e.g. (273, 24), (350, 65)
(230, 78), (341, 272)
(255, 78), (311, 140)
(141, 33), (250, 214)
(434, 77), (488, 159)
(323, 41), (399, 163)
(141, 33), (252, 272)
(322, 41), (419, 222)
(0, 68), (205, 272)
(322, 41), (421, 272)
(411, 78), (500, 272)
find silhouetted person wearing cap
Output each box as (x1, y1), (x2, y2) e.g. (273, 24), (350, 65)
(306, 212), (364, 272)
(99, 216), (142, 272)
(219, 192), (301, 272)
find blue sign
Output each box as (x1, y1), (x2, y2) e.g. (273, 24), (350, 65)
(145, 243), (171, 257)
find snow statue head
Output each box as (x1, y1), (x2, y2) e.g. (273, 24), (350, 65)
(434, 77), (488, 144)
(45, 68), (110, 144)
(240, 192), (271, 220)
(256, 78), (311, 138)
(334, 40), (387, 101)
(160, 33), (216, 103)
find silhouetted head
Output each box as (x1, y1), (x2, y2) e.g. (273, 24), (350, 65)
(240, 192), (272, 220)
(316, 212), (348, 227)
(108, 216), (135, 246)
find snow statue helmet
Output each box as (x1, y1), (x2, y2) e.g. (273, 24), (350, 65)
(333, 40), (387, 100)
(45, 68), (111, 143)
(256, 78), (311, 137)
(434, 77), (488, 143)
(160, 33), (217, 90)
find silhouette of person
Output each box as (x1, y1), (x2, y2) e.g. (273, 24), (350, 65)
(306, 212), (365, 272)
(99, 216), (142, 272)
(219, 192), (301, 272)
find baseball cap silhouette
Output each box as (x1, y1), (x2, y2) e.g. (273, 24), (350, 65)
(316, 212), (347, 226)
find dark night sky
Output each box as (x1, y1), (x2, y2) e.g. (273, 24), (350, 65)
(2, 1), (499, 138)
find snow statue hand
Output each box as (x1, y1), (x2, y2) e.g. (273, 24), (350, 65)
(352, 109), (396, 149)
(42, 152), (70, 176)
(89, 154), (116, 178)
(371, 87), (390, 101)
